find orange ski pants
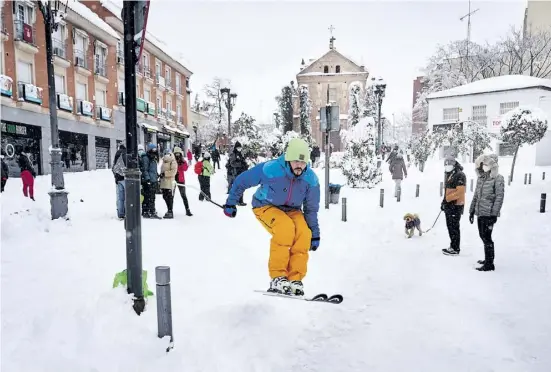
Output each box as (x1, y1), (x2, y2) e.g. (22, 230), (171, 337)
(253, 206), (312, 281)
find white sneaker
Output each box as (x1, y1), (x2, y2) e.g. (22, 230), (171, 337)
(290, 280), (304, 296)
(269, 276), (291, 294)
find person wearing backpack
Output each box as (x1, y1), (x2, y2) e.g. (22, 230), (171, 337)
(112, 143), (127, 219)
(195, 152), (214, 201)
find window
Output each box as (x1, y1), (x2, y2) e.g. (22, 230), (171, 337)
(323, 65), (329, 73)
(500, 101), (519, 115)
(177, 104), (181, 118)
(166, 100), (171, 112)
(74, 33), (87, 67)
(165, 66), (171, 82)
(53, 23), (65, 42)
(54, 74), (65, 94)
(155, 62), (161, 78)
(142, 53), (149, 68)
(118, 78), (124, 93)
(95, 44), (107, 76)
(17, 60), (32, 83)
(176, 74), (181, 93)
(156, 96), (162, 111)
(443, 108), (460, 121)
(16, 3), (33, 23)
(472, 105), (487, 125)
(336, 65), (341, 73)
(329, 88), (337, 102)
(76, 82), (87, 101)
(95, 89), (106, 107)
(143, 89), (150, 103)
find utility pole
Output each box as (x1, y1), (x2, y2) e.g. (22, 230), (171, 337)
(460, 0), (479, 80)
(324, 85), (330, 210)
(37, 0), (69, 220)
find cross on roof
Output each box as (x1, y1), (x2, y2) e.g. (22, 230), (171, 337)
(328, 25), (335, 37)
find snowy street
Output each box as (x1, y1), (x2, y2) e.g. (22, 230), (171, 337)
(2, 152), (551, 372)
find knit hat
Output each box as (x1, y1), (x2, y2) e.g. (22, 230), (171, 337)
(444, 156), (456, 166)
(284, 138), (309, 162)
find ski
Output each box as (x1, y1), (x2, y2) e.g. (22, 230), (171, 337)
(254, 290), (343, 304)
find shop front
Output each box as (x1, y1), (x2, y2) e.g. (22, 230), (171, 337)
(141, 123), (158, 146)
(156, 131), (171, 155)
(95, 136), (111, 169)
(1, 120), (42, 177)
(59, 130), (88, 172)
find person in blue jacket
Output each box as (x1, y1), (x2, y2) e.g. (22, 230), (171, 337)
(223, 138), (320, 296)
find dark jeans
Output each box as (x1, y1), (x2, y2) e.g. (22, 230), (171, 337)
(477, 217), (496, 264)
(445, 211), (462, 252)
(162, 188), (174, 213)
(177, 185), (191, 211)
(213, 158), (220, 169)
(142, 182), (157, 215)
(1, 178), (6, 192)
(198, 175), (211, 200)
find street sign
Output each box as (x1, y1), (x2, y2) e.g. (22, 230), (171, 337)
(320, 105), (340, 132)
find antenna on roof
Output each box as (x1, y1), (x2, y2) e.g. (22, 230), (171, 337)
(460, 0), (479, 79)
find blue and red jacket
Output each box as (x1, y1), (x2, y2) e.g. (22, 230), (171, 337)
(226, 155), (320, 238)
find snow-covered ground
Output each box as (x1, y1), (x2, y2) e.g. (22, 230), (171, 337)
(2, 151), (551, 372)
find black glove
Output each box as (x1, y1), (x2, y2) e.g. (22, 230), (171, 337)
(489, 216), (497, 225)
(469, 213), (474, 224)
(160, 173), (165, 179)
(310, 237), (320, 251)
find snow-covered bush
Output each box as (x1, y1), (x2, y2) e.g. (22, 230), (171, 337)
(268, 129), (313, 158)
(232, 113), (262, 159)
(409, 129), (435, 172)
(340, 117), (381, 188)
(348, 83), (362, 128)
(500, 106), (548, 180)
(299, 85), (313, 144)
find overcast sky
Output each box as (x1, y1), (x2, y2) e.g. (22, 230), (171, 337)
(145, 0), (528, 124)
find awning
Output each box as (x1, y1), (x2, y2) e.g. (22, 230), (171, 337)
(140, 122), (158, 132)
(163, 124), (176, 133)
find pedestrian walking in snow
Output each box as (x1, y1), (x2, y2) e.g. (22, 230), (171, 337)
(389, 150), (407, 197)
(227, 141), (248, 206)
(112, 143), (127, 219)
(222, 138), (321, 296)
(441, 156), (466, 256)
(17, 147), (35, 201)
(469, 154), (505, 271)
(386, 145), (399, 164)
(1, 150), (8, 193)
(173, 146), (193, 216)
(196, 152), (214, 201)
(160, 149), (178, 219)
(211, 146), (221, 170)
(186, 148), (193, 165)
(140, 143), (161, 219)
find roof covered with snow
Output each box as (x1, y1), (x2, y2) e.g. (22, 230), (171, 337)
(298, 48), (366, 76)
(66, 0), (120, 40)
(427, 75), (551, 100)
(100, 0), (192, 74)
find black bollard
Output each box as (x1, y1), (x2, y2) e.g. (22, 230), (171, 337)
(342, 197), (347, 222)
(529, 173), (532, 184)
(541, 193), (547, 213)
(524, 173), (528, 185)
(415, 184), (420, 198)
(380, 189), (384, 208)
(156, 266), (174, 352)
(543, 172), (546, 181)
(508, 175), (511, 186)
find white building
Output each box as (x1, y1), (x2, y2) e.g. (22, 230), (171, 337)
(426, 75), (551, 166)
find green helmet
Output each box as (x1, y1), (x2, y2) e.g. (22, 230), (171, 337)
(285, 138), (310, 162)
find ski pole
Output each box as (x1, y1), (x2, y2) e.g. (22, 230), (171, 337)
(423, 210), (442, 233)
(174, 182), (224, 209)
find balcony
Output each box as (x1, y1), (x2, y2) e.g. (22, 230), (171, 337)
(17, 81), (43, 105)
(143, 66), (152, 83)
(157, 107), (166, 123)
(74, 49), (91, 76)
(96, 106), (112, 122)
(52, 39), (70, 68)
(13, 20), (38, 54)
(77, 99), (94, 117)
(156, 74), (166, 91)
(57, 93), (73, 112)
(94, 62), (109, 84)
(116, 49), (124, 64)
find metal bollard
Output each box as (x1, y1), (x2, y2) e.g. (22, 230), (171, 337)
(415, 184), (420, 198)
(439, 182), (444, 197)
(379, 189), (384, 208)
(543, 172), (546, 181)
(541, 193), (547, 213)
(508, 175), (511, 186)
(524, 173), (528, 185)
(529, 173), (532, 184)
(155, 266), (174, 352)
(397, 188), (401, 202)
(470, 179), (474, 192)
(342, 197), (347, 222)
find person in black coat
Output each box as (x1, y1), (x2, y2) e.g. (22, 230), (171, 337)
(112, 143), (127, 219)
(1, 150), (8, 192)
(226, 141), (248, 206)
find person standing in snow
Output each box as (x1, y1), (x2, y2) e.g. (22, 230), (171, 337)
(441, 156), (466, 256)
(140, 143), (161, 219)
(186, 148), (193, 165)
(159, 149), (178, 219)
(173, 147), (193, 216)
(389, 150), (407, 197)
(197, 152), (214, 201)
(222, 138), (320, 296)
(17, 146), (36, 201)
(211, 146), (221, 170)
(227, 141), (248, 206)
(469, 154), (505, 272)
(1, 150), (8, 192)
(386, 145), (399, 164)
(112, 143), (127, 219)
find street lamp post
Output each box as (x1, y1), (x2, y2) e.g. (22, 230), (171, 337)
(220, 88), (237, 137)
(374, 78), (387, 155)
(37, 0), (69, 220)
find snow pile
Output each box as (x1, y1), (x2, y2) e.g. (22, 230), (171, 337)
(427, 75), (551, 100)
(68, 0), (119, 39)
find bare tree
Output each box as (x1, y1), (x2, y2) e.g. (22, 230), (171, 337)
(203, 77), (229, 126)
(497, 27), (551, 78)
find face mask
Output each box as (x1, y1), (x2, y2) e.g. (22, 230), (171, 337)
(482, 164), (491, 172)
(444, 165), (454, 172)
(236, 148), (242, 152)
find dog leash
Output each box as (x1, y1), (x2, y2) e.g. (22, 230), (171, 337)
(423, 210), (442, 233)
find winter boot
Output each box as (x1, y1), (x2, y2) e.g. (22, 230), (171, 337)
(290, 280), (304, 296)
(442, 247), (460, 256)
(186, 209), (193, 216)
(477, 260), (485, 265)
(268, 276), (291, 294)
(477, 244), (495, 271)
(163, 211), (174, 219)
(476, 263), (495, 271)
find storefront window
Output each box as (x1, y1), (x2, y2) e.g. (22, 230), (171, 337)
(1, 121), (41, 177)
(59, 130), (88, 172)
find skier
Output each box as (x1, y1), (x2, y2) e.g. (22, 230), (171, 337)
(222, 138), (320, 296)
(441, 156), (466, 256)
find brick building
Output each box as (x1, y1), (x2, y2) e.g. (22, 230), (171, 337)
(0, 0), (192, 176)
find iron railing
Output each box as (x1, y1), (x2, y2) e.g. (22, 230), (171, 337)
(13, 20), (35, 44)
(74, 49), (88, 69)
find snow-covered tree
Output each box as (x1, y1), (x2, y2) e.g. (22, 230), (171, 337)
(299, 85), (313, 143)
(361, 79), (378, 119)
(232, 112), (262, 159)
(409, 129), (436, 172)
(463, 120), (494, 161)
(348, 82), (362, 127)
(383, 112), (412, 147)
(340, 117), (381, 188)
(500, 106), (548, 181)
(278, 85), (294, 133)
(432, 123), (471, 159)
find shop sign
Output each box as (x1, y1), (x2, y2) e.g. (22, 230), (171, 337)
(80, 100), (94, 117)
(57, 93), (73, 112)
(99, 107), (112, 121)
(147, 102), (155, 115)
(22, 83), (43, 104)
(1, 122), (28, 136)
(137, 98), (146, 112)
(157, 132), (171, 140)
(0, 75), (13, 97)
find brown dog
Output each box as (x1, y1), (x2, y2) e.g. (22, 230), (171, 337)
(404, 213), (423, 238)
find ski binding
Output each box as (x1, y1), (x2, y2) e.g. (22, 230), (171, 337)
(254, 290), (343, 304)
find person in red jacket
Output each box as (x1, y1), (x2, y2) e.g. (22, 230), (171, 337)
(186, 148), (193, 165)
(173, 147), (193, 216)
